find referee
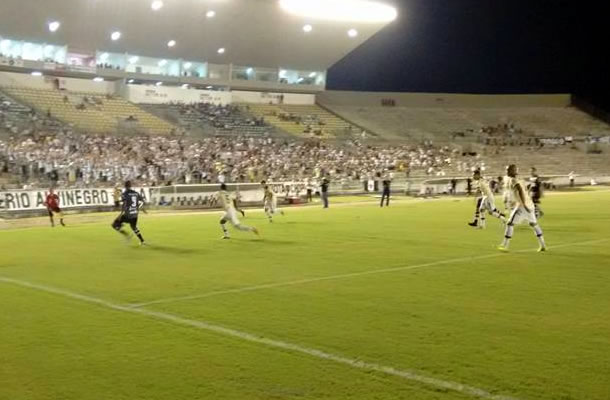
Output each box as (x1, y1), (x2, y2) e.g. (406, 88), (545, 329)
(380, 179), (391, 207)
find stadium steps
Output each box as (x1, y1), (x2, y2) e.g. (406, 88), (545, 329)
(471, 146), (610, 177)
(319, 105), (610, 142)
(241, 103), (361, 138)
(141, 103), (273, 137)
(0, 87), (176, 135)
(0, 89), (67, 134)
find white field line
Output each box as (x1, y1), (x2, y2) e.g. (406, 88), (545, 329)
(128, 238), (610, 308)
(0, 276), (520, 400)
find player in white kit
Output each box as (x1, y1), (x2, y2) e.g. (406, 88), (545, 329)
(262, 183), (284, 223)
(468, 169), (506, 228)
(498, 164), (547, 252)
(218, 183), (259, 239)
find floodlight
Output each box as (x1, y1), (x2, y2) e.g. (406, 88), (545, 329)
(279, 0), (397, 23)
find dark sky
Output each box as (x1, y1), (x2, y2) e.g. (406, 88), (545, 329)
(328, 0), (607, 109)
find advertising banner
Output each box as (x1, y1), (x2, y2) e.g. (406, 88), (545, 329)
(0, 183), (307, 212)
(0, 187), (155, 212)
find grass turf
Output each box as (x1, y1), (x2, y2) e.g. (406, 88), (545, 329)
(1, 191), (609, 400)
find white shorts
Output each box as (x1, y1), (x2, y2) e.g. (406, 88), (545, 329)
(507, 206), (537, 226)
(264, 200), (278, 214)
(479, 196), (496, 212)
(221, 208), (240, 226)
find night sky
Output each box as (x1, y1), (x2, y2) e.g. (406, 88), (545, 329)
(328, 0), (607, 110)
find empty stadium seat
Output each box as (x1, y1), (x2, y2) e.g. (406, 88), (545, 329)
(0, 87), (176, 135)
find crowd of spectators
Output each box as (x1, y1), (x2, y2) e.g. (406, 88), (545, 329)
(477, 123), (536, 146)
(175, 102), (268, 134)
(0, 132), (462, 189)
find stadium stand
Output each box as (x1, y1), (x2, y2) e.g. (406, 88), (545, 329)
(2, 127), (609, 191)
(322, 105), (610, 142)
(142, 102), (272, 137)
(0, 90), (65, 135)
(1, 82), (609, 190)
(0, 87), (176, 135)
(243, 103), (362, 138)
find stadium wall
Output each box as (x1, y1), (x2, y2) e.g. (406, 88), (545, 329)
(317, 91), (572, 108)
(0, 71), (115, 94)
(123, 84), (232, 105)
(232, 90), (315, 105)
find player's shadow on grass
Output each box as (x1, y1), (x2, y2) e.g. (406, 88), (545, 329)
(257, 238), (297, 245)
(138, 244), (203, 255)
(224, 237), (297, 245)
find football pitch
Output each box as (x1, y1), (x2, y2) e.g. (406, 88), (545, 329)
(1, 190), (609, 400)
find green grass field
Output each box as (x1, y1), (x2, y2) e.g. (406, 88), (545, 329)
(1, 191), (609, 400)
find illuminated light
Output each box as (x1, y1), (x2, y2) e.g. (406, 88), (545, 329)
(348, 28), (359, 37)
(128, 56), (139, 64)
(297, 77), (304, 83)
(217, 47), (225, 54)
(206, 85), (213, 89)
(158, 59), (168, 67)
(309, 72), (317, 78)
(167, 40), (176, 48)
(155, 81), (163, 86)
(181, 84), (189, 89)
(48, 21), (61, 32)
(31, 71), (43, 77)
(279, 0), (397, 23)
(206, 10), (216, 18)
(127, 79), (135, 83)
(111, 31), (122, 41)
(183, 62), (192, 69)
(151, 1), (163, 11)
(303, 24), (313, 33)
(99, 52), (109, 62)
(279, 69), (287, 77)
(246, 67), (253, 74)
(0, 40), (11, 49)
(93, 77), (104, 82)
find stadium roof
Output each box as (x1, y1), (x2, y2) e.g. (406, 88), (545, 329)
(0, 0), (397, 71)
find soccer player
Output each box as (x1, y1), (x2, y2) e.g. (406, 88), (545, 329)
(380, 179), (391, 207)
(468, 169), (506, 228)
(233, 191), (246, 217)
(44, 188), (65, 227)
(498, 164), (547, 252)
(320, 178), (330, 208)
(112, 186), (122, 210)
(111, 181), (146, 245)
(528, 167), (544, 218)
(262, 182), (284, 223)
(306, 180), (314, 203)
(219, 183), (258, 239)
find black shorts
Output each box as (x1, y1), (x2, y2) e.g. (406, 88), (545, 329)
(112, 214), (138, 231)
(48, 207), (61, 217)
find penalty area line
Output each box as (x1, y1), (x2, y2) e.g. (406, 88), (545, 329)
(128, 238), (610, 308)
(0, 276), (520, 400)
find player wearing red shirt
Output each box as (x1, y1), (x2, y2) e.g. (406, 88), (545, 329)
(44, 188), (65, 227)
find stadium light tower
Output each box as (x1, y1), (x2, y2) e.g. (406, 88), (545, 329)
(48, 21), (61, 33)
(279, 0), (397, 23)
(151, 1), (164, 11)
